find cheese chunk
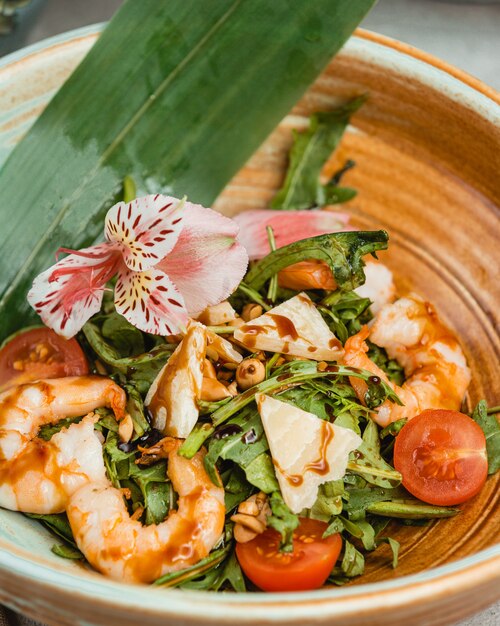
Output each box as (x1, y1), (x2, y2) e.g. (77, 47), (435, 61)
(145, 322), (206, 438)
(234, 293), (342, 361)
(256, 394), (362, 514)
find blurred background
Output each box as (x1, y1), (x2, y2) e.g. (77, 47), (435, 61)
(1, 0), (499, 89)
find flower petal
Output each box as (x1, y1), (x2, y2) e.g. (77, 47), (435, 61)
(233, 209), (352, 260)
(158, 204), (248, 316)
(105, 195), (185, 272)
(28, 244), (118, 339)
(114, 267), (189, 336)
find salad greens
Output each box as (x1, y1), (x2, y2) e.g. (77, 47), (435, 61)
(11, 100), (497, 593)
(271, 97), (365, 210)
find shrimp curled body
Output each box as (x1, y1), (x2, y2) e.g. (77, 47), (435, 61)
(0, 376), (126, 513)
(344, 295), (471, 426)
(67, 439), (225, 584)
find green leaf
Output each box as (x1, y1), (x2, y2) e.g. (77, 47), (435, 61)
(471, 400), (500, 474)
(267, 492), (300, 553)
(124, 383), (150, 439)
(38, 416), (82, 441)
(0, 0), (376, 340)
(349, 420), (402, 488)
(344, 485), (408, 520)
(245, 231), (389, 294)
(308, 480), (344, 521)
(271, 98), (365, 210)
(366, 501), (459, 519)
(377, 536), (400, 569)
(83, 321), (173, 394)
(26, 513), (77, 547)
(244, 453), (280, 494)
(223, 466), (254, 513)
(367, 342), (405, 386)
(153, 545), (231, 588)
(101, 312), (145, 357)
(51, 543), (83, 560)
(340, 539), (365, 577)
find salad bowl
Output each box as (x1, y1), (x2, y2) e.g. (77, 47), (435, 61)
(0, 24), (499, 626)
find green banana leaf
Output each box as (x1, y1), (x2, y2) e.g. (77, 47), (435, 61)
(0, 0), (375, 340)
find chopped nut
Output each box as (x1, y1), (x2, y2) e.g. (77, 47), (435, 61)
(317, 361), (328, 372)
(230, 513), (266, 534)
(226, 380), (239, 397)
(238, 500), (260, 516)
(227, 317), (245, 329)
(200, 377), (232, 401)
(241, 303), (263, 322)
(118, 413), (134, 443)
(205, 346), (219, 362)
(234, 524), (258, 543)
(198, 301), (237, 325)
(236, 358), (266, 390)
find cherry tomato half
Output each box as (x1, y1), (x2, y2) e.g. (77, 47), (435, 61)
(394, 409), (488, 506)
(235, 517), (342, 592)
(278, 260), (337, 291)
(0, 327), (89, 392)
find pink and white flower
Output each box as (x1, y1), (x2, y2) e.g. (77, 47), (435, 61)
(233, 209), (353, 260)
(28, 195), (248, 338)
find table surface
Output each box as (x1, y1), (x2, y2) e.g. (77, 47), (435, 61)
(1, 1), (499, 625)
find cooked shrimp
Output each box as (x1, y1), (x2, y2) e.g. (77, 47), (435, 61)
(343, 295), (470, 426)
(67, 438), (225, 584)
(0, 376), (126, 513)
(354, 261), (395, 314)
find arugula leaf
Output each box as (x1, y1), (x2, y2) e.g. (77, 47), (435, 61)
(308, 480), (344, 521)
(26, 513), (77, 547)
(271, 98), (365, 210)
(319, 290), (372, 344)
(223, 466), (254, 513)
(83, 320), (174, 394)
(340, 539), (365, 577)
(38, 416), (82, 441)
(338, 516), (376, 550)
(349, 420), (402, 488)
(367, 342), (405, 386)
(366, 501), (458, 519)
(153, 545), (231, 588)
(244, 231), (389, 294)
(377, 536), (400, 569)
(244, 453), (280, 494)
(323, 516), (344, 537)
(471, 400), (500, 474)
(51, 544), (83, 560)
(344, 485), (408, 520)
(124, 383), (150, 438)
(267, 492), (300, 553)
(101, 312), (145, 357)
(103, 431), (171, 524)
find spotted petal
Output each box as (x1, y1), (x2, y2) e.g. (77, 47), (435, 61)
(158, 203), (248, 316)
(27, 244), (119, 339)
(105, 195), (185, 272)
(114, 267), (189, 336)
(233, 209), (352, 260)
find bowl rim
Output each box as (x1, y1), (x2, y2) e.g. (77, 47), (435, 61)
(0, 22), (499, 623)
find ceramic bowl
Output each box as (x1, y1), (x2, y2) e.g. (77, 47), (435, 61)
(0, 25), (499, 626)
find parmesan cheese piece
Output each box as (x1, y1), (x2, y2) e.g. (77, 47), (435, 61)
(256, 394), (362, 514)
(234, 293), (343, 361)
(145, 322), (206, 438)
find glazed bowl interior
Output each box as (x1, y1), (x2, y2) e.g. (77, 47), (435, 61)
(0, 25), (499, 626)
